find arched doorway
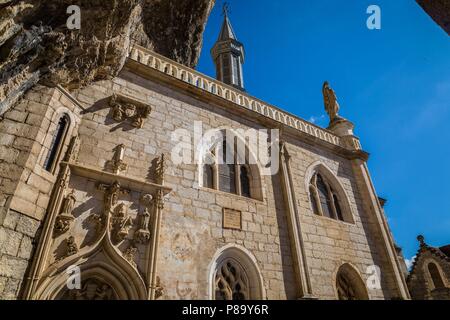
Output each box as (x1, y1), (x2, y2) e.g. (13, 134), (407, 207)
(57, 277), (118, 300)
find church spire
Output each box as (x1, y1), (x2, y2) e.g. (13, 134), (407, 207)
(218, 5), (237, 41)
(211, 3), (245, 91)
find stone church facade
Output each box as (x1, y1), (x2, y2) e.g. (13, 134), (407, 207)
(0, 11), (410, 300)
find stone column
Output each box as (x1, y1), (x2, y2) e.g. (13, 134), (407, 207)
(279, 141), (314, 299)
(147, 189), (165, 300)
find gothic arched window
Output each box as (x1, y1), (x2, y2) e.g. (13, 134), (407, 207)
(44, 114), (70, 173)
(336, 264), (369, 300)
(428, 262), (445, 289)
(215, 258), (249, 300)
(309, 172), (348, 222)
(203, 132), (260, 200)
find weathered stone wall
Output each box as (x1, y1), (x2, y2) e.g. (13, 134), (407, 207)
(0, 85), (82, 299)
(55, 69), (398, 299)
(0, 61), (403, 300)
(285, 138), (400, 299)
(0, 209), (40, 299)
(67, 72), (297, 299)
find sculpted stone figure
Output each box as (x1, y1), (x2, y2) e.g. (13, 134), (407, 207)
(66, 236), (78, 257)
(112, 203), (133, 242)
(135, 194), (153, 244)
(322, 81), (342, 123)
(54, 191), (76, 234)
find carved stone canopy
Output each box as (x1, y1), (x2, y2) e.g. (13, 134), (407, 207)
(109, 94), (152, 129)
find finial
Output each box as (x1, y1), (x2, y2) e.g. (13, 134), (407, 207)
(222, 2), (230, 17)
(417, 235), (426, 247)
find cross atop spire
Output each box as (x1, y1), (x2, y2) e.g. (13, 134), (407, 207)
(218, 3), (237, 41)
(222, 2), (230, 17)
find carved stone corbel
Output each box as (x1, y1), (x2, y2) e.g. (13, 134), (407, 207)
(62, 236), (78, 259)
(124, 246), (138, 268)
(155, 276), (164, 299)
(54, 190), (76, 235)
(110, 94), (152, 129)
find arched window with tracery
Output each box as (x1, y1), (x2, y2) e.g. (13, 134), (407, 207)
(428, 262), (445, 289)
(201, 131), (262, 200)
(336, 264), (369, 300)
(215, 258), (249, 300)
(44, 114), (70, 173)
(309, 171), (350, 223)
(211, 245), (264, 300)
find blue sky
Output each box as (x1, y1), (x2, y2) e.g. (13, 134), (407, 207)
(196, 0), (450, 262)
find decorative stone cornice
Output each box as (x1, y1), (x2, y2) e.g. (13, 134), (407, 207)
(127, 46), (357, 152)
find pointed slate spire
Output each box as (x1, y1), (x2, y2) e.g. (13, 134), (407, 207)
(218, 8), (237, 41)
(211, 3), (245, 91)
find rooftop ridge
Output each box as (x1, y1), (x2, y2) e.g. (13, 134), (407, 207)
(128, 45), (349, 150)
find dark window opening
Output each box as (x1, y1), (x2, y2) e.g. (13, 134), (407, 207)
(240, 166), (251, 198)
(203, 164), (214, 189)
(428, 263), (445, 289)
(44, 115), (69, 172)
(316, 174), (332, 218)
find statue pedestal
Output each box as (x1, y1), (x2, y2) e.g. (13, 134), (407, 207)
(327, 117), (354, 136)
(328, 117), (362, 151)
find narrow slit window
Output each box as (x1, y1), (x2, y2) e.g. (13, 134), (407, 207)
(44, 114), (70, 173)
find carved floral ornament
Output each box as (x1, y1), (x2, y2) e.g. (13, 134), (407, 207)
(110, 94), (152, 129)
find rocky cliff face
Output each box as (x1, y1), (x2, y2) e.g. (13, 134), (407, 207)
(416, 0), (450, 35)
(0, 0), (215, 115)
